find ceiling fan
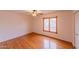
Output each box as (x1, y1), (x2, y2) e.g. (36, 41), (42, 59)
(27, 10), (43, 16)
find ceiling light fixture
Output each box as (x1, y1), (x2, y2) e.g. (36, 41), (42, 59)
(32, 10), (37, 16)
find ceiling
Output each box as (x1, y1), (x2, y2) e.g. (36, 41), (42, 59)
(0, 10), (74, 15)
(25, 10), (74, 15)
(26, 10), (58, 14)
(37, 10), (58, 14)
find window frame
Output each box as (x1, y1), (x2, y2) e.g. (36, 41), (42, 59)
(43, 16), (57, 34)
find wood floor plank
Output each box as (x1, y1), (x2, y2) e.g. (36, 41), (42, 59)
(0, 33), (74, 49)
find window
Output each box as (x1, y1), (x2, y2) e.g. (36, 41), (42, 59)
(43, 16), (57, 33)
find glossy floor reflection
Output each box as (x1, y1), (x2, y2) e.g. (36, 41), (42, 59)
(0, 33), (74, 49)
(43, 39), (57, 48)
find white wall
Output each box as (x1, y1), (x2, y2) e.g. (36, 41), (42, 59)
(33, 11), (74, 43)
(0, 11), (32, 42)
(74, 12), (79, 48)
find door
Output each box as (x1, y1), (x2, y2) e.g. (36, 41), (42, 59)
(75, 11), (79, 48)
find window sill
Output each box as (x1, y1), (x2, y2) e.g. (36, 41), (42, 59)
(43, 30), (57, 34)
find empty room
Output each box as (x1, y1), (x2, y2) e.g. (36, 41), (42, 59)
(0, 10), (78, 49)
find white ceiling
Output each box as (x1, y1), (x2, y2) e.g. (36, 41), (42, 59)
(38, 10), (57, 14)
(0, 10), (74, 15)
(25, 10), (58, 14)
(25, 10), (73, 15)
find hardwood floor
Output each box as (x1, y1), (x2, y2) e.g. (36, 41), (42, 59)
(0, 33), (74, 49)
